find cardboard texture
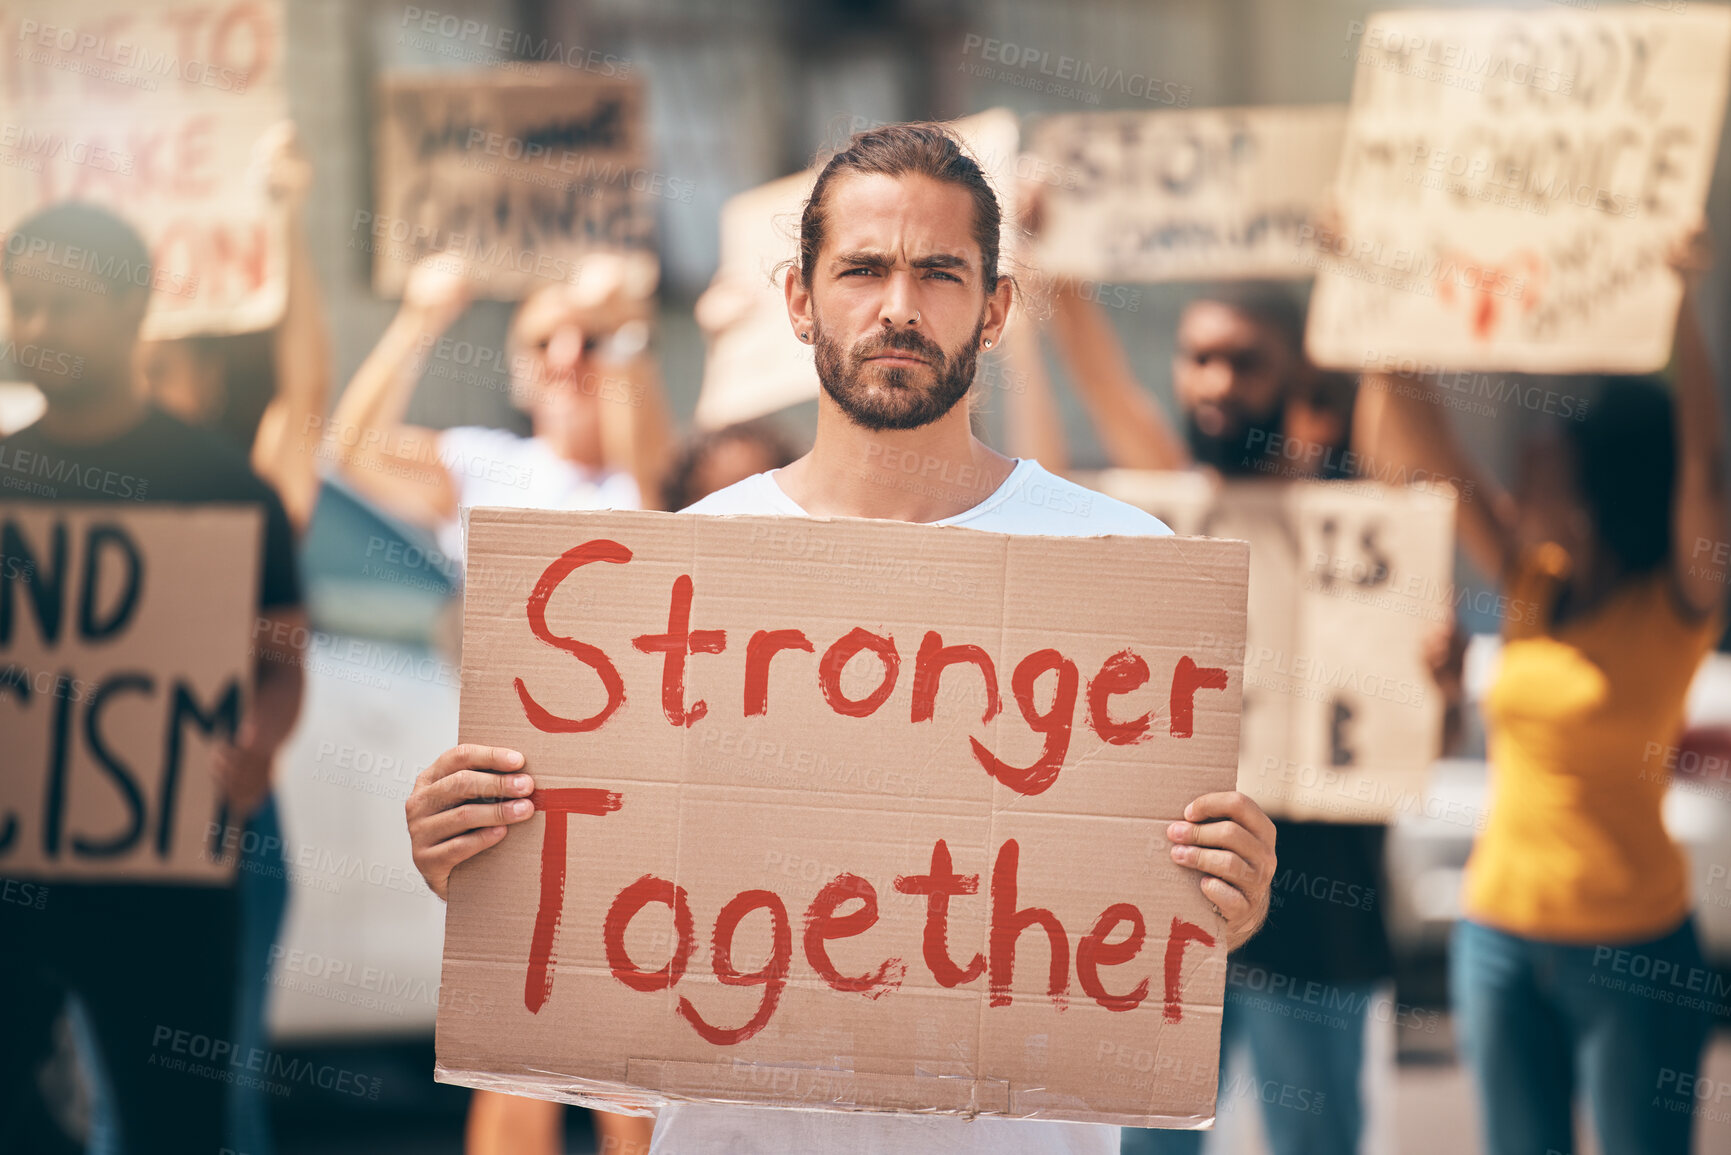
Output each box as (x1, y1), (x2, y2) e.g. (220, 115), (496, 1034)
(1028, 105), (1347, 283)
(372, 68), (653, 298)
(692, 109), (1020, 429)
(436, 508), (1249, 1127)
(1307, 7), (1731, 373)
(0, 1), (290, 339)
(0, 503), (260, 882)
(1083, 473), (1455, 823)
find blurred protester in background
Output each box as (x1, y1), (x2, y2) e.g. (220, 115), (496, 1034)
(81, 120), (332, 1155)
(1017, 262), (1408, 1155)
(1035, 280), (1312, 477)
(659, 417), (797, 511)
(331, 253), (667, 1155)
(328, 253), (671, 568)
(1355, 227), (1726, 1155)
(0, 203), (306, 1155)
(141, 122), (330, 534)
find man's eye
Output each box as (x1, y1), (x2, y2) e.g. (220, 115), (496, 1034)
(841, 267), (876, 277)
(926, 270), (961, 283)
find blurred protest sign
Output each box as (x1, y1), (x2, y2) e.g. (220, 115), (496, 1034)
(690, 170), (816, 429)
(693, 109), (1018, 429)
(0, 1), (290, 338)
(0, 503), (259, 882)
(1306, 7), (1731, 373)
(437, 508), (1247, 1126)
(1027, 105), (1346, 282)
(1085, 472), (1455, 823)
(372, 68), (654, 299)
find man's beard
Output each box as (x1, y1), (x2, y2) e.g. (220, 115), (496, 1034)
(1185, 400), (1286, 477)
(814, 319), (981, 432)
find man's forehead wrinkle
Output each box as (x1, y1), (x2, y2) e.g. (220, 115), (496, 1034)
(831, 249), (895, 269)
(823, 176), (983, 269)
(827, 246), (976, 272)
(913, 252), (969, 270)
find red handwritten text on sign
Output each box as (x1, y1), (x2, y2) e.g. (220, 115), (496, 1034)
(512, 538), (1225, 1044)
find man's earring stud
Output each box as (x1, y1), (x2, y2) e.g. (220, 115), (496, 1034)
(983, 338), (993, 349)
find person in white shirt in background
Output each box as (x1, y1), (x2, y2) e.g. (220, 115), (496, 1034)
(328, 250), (673, 568)
(403, 122), (1278, 1155)
(332, 254), (671, 1155)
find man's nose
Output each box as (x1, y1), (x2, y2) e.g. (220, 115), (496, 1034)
(878, 271), (919, 329)
(1194, 360), (1236, 402)
(1219, 367), (1254, 400)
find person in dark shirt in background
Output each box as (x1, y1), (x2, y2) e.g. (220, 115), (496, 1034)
(0, 202), (306, 1154)
(1020, 277), (1447, 1155)
(124, 121), (332, 1155)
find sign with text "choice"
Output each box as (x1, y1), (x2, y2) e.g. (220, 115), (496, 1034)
(436, 509), (1248, 1126)
(0, 504), (258, 882)
(1307, 7), (1731, 372)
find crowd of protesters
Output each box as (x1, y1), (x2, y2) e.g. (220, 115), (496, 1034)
(0, 113), (1725, 1155)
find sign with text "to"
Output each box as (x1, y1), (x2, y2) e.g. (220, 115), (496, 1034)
(1084, 473), (1456, 823)
(0, 503), (259, 882)
(0, 1), (290, 338)
(1306, 7), (1731, 373)
(436, 508), (1248, 1127)
(1027, 104), (1347, 283)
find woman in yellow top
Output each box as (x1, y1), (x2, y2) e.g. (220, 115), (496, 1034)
(1359, 228), (1726, 1155)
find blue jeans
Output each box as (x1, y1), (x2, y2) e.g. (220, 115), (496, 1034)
(1121, 974), (1374, 1155)
(229, 795), (289, 1155)
(1451, 917), (1712, 1155)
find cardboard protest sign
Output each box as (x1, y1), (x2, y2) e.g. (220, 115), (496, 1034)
(0, 1), (290, 338)
(689, 170), (817, 430)
(436, 508), (1248, 1126)
(0, 503), (259, 882)
(1084, 473), (1455, 823)
(1027, 105), (1347, 282)
(1306, 7), (1731, 373)
(693, 109), (1019, 429)
(372, 68), (653, 299)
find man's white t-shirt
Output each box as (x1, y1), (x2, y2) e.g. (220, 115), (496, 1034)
(436, 425), (641, 563)
(659, 458), (1172, 1155)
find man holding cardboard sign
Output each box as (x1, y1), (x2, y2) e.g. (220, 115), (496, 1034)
(0, 204), (306, 1152)
(408, 123), (1274, 1153)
